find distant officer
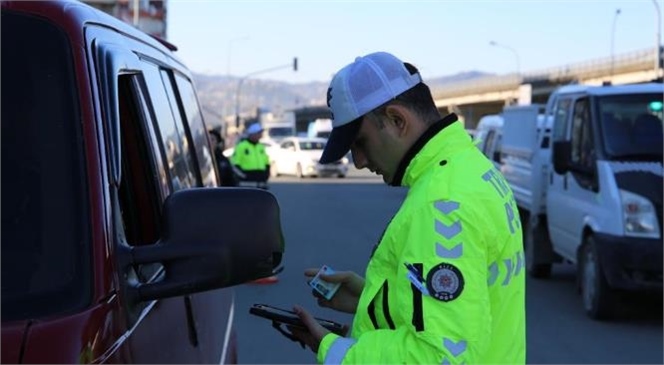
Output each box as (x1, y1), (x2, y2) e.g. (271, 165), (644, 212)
(231, 123), (270, 189)
(287, 52), (526, 364)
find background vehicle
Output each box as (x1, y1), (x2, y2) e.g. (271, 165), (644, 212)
(1, 1), (284, 363)
(495, 83), (663, 320)
(273, 137), (349, 178)
(260, 111), (296, 145)
(474, 114), (504, 168)
(307, 118), (332, 139)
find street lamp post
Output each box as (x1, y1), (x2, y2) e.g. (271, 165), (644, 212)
(489, 40), (521, 76)
(653, 0), (662, 78)
(132, 0), (139, 26)
(610, 8), (621, 78)
(235, 57), (299, 130)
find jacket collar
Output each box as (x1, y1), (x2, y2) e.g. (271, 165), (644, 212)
(391, 113), (472, 187)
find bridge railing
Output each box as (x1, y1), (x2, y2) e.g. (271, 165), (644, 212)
(431, 47), (660, 99)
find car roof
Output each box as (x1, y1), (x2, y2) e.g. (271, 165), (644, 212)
(477, 114), (504, 129)
(283, 137), (327, 143)
(2, 0), (184, 68)
(554, 83), (664, 97)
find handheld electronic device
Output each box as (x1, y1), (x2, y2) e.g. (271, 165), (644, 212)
(249, 304), (346, 335)
(308, 265), (341, 300)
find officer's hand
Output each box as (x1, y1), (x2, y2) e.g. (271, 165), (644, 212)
(288, 305), (349, 354)
(304, 268), (365, 314)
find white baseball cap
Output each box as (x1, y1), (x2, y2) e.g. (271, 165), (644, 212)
(319, 51), (422, 164)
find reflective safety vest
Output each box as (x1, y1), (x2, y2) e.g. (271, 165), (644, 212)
(317, 118), (526, 364)
(231, 139), (269, 171)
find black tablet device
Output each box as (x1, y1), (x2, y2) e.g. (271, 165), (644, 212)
(249, 304), (346, 335)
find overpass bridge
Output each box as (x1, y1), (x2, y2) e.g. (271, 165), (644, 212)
(431, 47), (663, 128)
(289, 47), (662, 133)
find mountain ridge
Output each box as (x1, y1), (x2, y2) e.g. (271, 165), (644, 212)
(193, 70), (492, 128)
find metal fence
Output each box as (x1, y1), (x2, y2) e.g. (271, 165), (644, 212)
(431, 47), (661, 99)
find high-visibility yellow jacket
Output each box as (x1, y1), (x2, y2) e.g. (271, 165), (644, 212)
(317, 116), (525, 364)
(231, 139), (269, 171)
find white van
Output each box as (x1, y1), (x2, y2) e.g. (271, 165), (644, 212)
(307, 118), (333, 139)
(474, 114), (504, 168)
(500, 83), (663, 320)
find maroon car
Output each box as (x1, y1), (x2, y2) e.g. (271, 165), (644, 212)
(1, 1), (284, 363)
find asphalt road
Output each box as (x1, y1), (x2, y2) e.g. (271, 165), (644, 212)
(233, 169), (663, 364)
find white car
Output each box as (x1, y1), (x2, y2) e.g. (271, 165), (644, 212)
(273, 137), (349, 178)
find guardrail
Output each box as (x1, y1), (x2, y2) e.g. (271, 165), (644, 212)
(431, 47), (661, 99)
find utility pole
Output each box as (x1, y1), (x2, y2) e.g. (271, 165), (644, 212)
(235, 57), (299, 130)
(489, 40), (521, 76)
(653, 0), (662, 78)
(132, 0), (139, 26)
(610, 8), (621, 78)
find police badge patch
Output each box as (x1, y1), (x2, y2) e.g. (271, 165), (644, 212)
(425, 262), (464, 302)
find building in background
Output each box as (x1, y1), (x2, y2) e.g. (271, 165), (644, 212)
(81, 0), (167, 39)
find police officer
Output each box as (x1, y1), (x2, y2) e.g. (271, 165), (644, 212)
(231, 123), (270, 189)
(288, 52), (526, 364)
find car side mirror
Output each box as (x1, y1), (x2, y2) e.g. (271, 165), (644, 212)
(552, 140), (571, 175)
(117, 188), (284, 303)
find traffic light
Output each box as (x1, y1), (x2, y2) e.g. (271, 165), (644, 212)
(293, 57), (298, 72)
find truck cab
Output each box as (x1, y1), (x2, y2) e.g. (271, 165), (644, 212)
(546, 83), (662, 318)
(497, 83), (663, 320)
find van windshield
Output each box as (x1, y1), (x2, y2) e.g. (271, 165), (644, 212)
(1, 11), (91, 321)
(598, 94), (663, 161)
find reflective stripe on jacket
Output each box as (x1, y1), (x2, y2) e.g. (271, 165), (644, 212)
(317, 119), (526, 364)
(231, 140), (269, 171)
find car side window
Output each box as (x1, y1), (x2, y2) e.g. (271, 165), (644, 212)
(117, 74), (164, 280)
(141, 62), (197, 191)
(570, 98), (595, 170)
(172, 72), (217, 187)
(552, 98), (572, 142)
(158, 69), (202, 189)
(483, 130), (496, 155)
(540, 128), (551, 149)
(492, 133), (502, 162)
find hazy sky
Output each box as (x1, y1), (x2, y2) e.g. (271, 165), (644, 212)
(167, 0), (661, 83)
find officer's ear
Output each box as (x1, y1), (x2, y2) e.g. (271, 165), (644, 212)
(384, 105), (409, 136)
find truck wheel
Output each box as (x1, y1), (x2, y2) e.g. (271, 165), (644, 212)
(525, 222), (552, 279)
(580, 235), (615, 320)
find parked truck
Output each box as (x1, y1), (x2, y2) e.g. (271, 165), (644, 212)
(307, 118), (333, 139)
(259, 110), (296, 145)
(474, 114), (504, 169)
(497, 83), (663, 320)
